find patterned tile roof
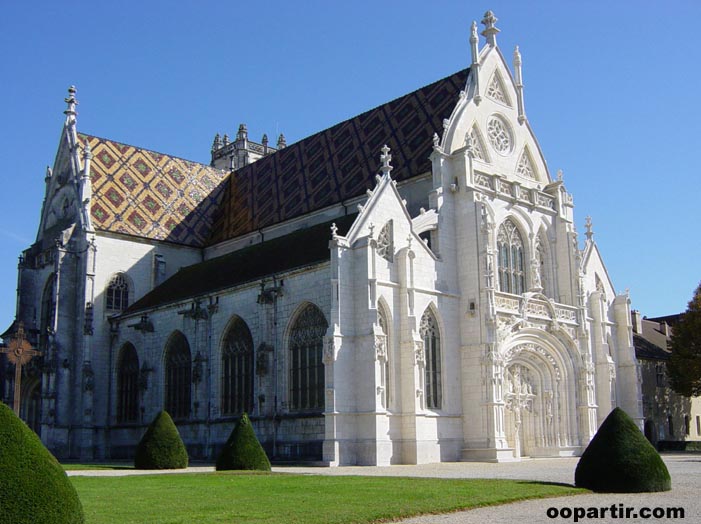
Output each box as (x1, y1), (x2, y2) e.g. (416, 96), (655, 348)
(209, 69), (469, 243)
(79, 133), (228, 247)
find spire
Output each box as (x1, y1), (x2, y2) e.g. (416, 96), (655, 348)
(585, 216), (594, 240)
(262, 134), (269, 154)
(481, 11), (500, 47)
(277, 133), (286, 149)
(64, 85), (78, 124)
(513, 46), (526, 124)
(237, 123), (248, 141)
(222, 133), (230, 146)
(380, 145), (393, 176)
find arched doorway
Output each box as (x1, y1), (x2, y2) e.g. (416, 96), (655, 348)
(20, 377), (42, 435)
(502, 339), (577, 458)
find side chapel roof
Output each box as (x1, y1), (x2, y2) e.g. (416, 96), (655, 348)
(125, 214), (357, 314)
(208, 69), (469, 243)
(79, 133), (228, 247)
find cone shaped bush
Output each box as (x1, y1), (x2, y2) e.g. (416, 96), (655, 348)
(216, 413), (271, 471)
(575, 407), (671, 492)
(0, 401), (84, 524)
(134, 411), (188, 469)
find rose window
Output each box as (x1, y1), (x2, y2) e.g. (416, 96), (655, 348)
(487, 116), (512, 155)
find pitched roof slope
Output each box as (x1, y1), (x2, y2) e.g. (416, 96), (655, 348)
(208, 69), (469, 244)
(79, 133), (228, 247)
(125, 214), (357, 314)
(633, 334), (670, 361)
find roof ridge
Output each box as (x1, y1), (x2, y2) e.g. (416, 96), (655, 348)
(78, 132), (223, 171)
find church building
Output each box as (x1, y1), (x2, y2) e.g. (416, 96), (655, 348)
(2, 11), (642, 464)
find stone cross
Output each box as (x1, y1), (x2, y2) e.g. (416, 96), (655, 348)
(0, 322), (41, 415)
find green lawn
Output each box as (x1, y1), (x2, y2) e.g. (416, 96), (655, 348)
(70, 473), (584, 524)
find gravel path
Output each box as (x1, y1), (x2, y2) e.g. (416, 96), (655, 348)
(67, 453), (699, 523)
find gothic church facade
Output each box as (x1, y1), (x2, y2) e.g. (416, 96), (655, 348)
(2, 12), (641, 464)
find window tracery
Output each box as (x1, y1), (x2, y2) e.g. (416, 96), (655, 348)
(289, 304), (327, 411)
(420, 309), (441, 409)
(497, 219), (526, 295)
(467, 126), (487, 161)
(516, 148), (536, 180)
(486, 72), (510, 105)
(376, 221), (393, 262)
(221, 317), (254, 416)
(106, 274), (129, 312)
(164, 332), (191, 419)
(487, 116), (512, 155)
(117, 343), (139, 423)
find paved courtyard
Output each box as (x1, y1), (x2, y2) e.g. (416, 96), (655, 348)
(68, 453), (699, 523)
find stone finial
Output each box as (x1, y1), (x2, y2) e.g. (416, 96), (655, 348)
(470, 20), (480, 65)
(262, 134), (268, 146)
(222, 133), (230, 146)
(330, 222), (338, 239)
(380, 145), (393, 176)
(432, 132), (440, 150)
(64, 85), (77, 119)
(212, 133), (222, 152)
(237, 123), (248, 141)
(513, 45), (526, 124)
(481, 10), (500, 47)
(513, 45), (522, 66)
(45, 166), (52, 182)
(585, 216), (593, 240)
(557, 169), (564, 182)
(277, 133), (287, 149)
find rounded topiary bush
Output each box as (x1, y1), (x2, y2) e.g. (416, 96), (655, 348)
(216, 413), (271, 471)
(575, 407), (671, 492)
(134, 411), (188, 469)
(0, 401), (84, 524)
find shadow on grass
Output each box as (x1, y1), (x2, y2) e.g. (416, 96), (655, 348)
(516, 480), (578, 489)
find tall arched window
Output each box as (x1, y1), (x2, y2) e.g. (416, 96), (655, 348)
(164, 332), (191, 419)
(289, 304), (327, 411)
(420, 309), (442, 409)
(39, 276), (56, 351)
(378, 305), (391, 409)
(497, 219), (525, 295)
(221, 317), (254, 415)
(106, 273), (130, 312)
(117, 343), (139, 423)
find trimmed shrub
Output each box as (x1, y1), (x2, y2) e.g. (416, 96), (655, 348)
(0, 401), (84, 524)
(216, 413), (271, 471)
(575, 407), (671, 492)
(134, 411), (188, 469)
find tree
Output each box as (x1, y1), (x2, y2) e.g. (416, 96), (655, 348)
(667, 282), (701, 397)
(216, 413), (271, 471)
(575, 407), (671, 492)
(134, 411), (189, 469)
(0, 401), (84, 523)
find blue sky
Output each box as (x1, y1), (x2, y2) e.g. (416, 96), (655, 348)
(1, 0), (698, 332)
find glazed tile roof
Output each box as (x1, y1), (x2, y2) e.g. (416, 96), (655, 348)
(125, 214), (357, 314)
(79, 133), (228, 247)
(209, 68), (470, 243)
